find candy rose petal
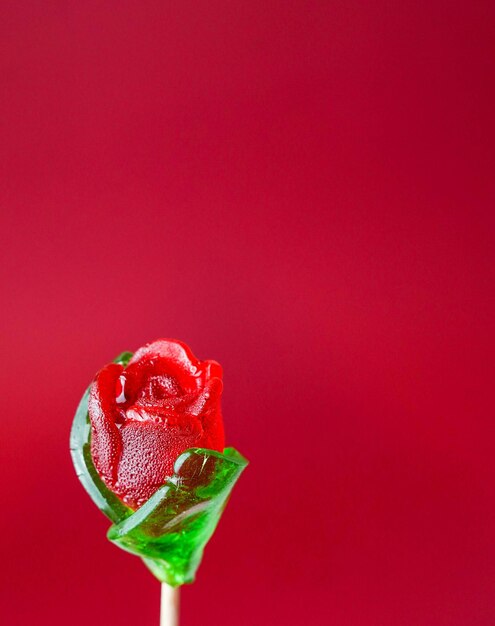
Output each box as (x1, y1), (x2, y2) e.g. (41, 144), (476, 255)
(88, 363), (124, 487)
(127, 338), (204, 391)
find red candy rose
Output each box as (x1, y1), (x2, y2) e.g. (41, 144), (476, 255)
(88, 339), (225, 510)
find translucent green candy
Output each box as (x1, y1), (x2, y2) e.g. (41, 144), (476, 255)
(70, 352), (248, 587)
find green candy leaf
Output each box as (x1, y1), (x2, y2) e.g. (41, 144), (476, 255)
(70, 352), (248, 586)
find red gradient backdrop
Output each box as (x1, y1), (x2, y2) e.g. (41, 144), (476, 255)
(1, 2), (494, 625)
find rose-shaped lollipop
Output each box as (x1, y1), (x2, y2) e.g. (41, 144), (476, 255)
(89, 339), (225, 509)
(70, 339), (247, 590)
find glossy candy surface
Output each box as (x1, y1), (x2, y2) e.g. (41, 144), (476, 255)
(88, 339), (225, 510)
(70, 344), (247, 586)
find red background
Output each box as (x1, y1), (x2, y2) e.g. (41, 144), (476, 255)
(1, 2), (494, 625)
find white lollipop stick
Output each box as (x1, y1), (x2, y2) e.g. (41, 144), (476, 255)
(160, 584), (180, 626)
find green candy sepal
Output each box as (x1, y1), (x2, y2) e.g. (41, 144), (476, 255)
(70, 352), (248, 587)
